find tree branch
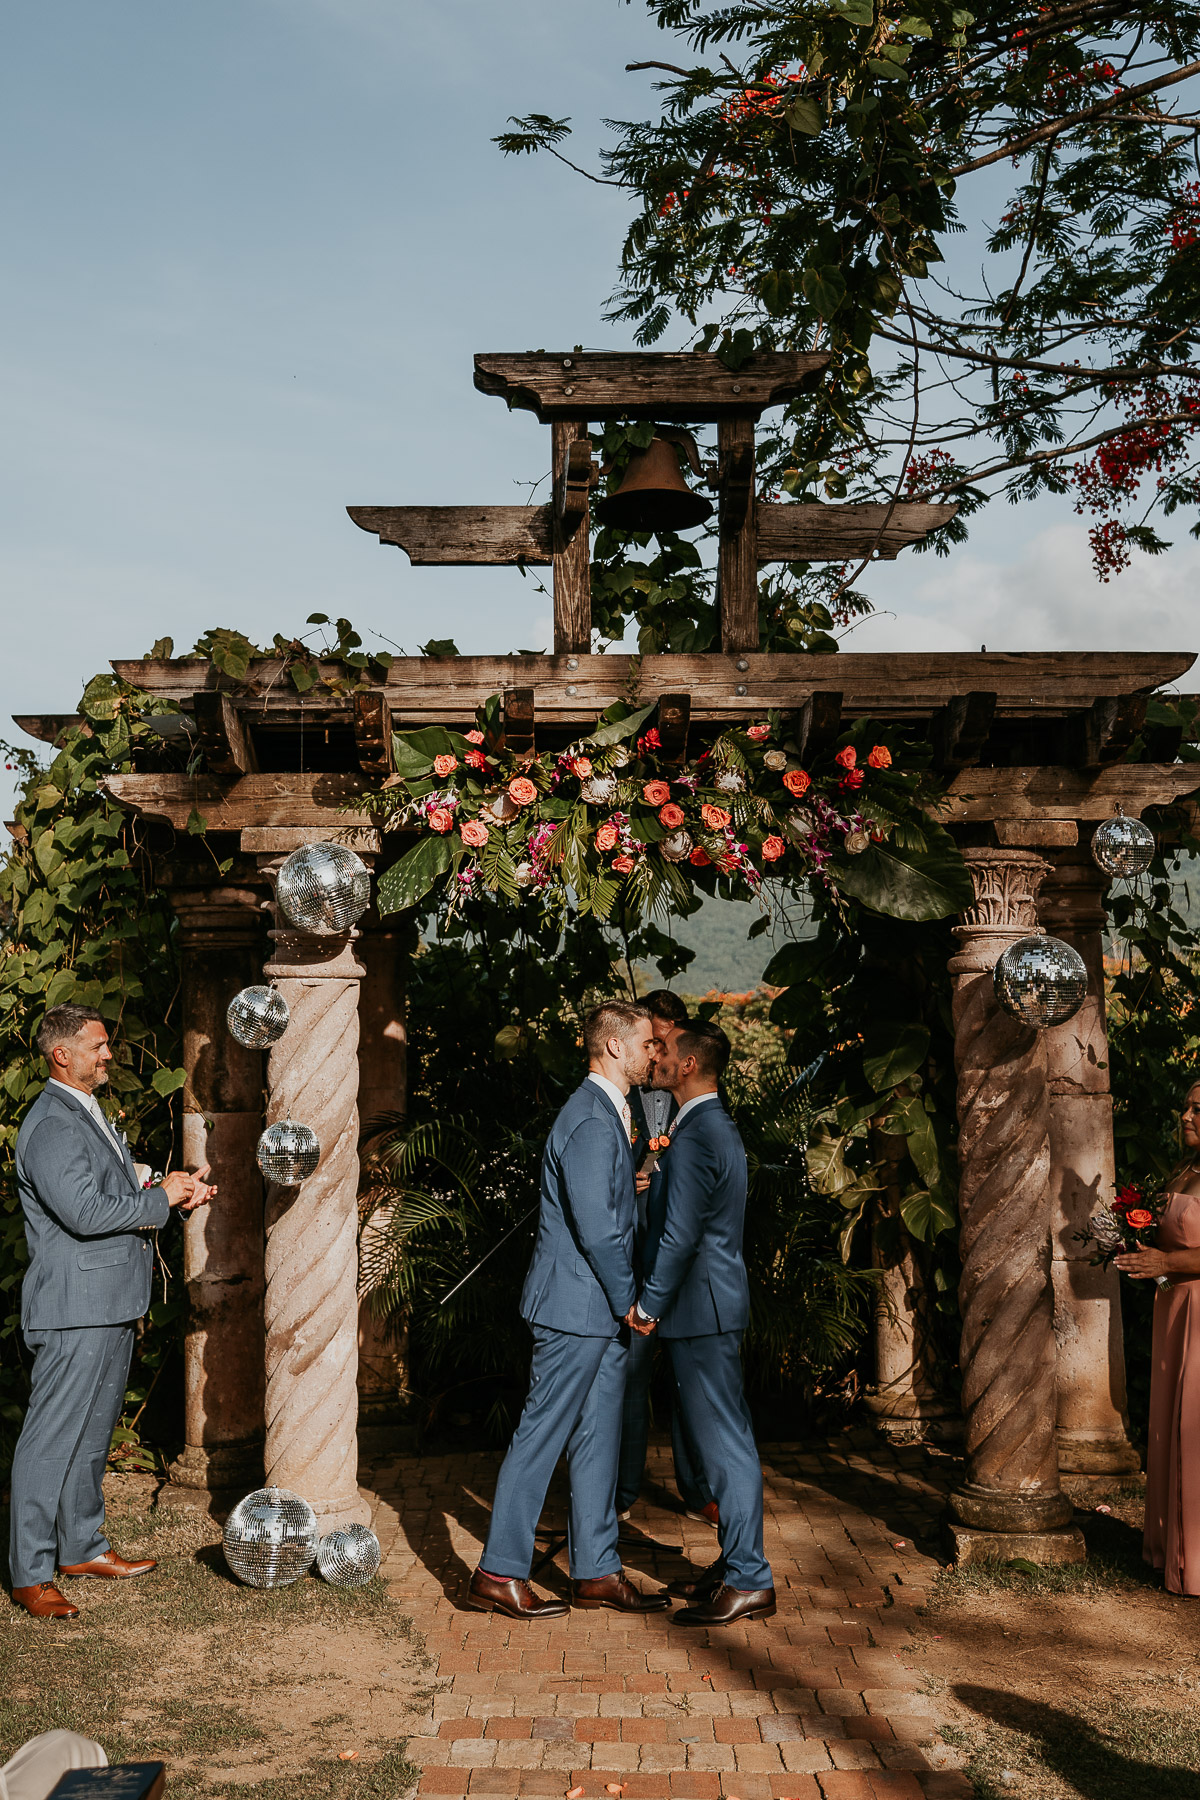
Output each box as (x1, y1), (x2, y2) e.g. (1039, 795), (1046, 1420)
(913, 411), (1200, 496)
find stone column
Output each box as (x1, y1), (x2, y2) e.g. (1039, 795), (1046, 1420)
(947, 848), (1084, 1564)
(259, 861), (371, 1530)
(356, 918), (409, 1426)
(166, 886), (267, 1500)
(1040, 848), (1140, 1477)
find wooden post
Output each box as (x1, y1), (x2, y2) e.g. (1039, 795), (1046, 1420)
(718, 418), (758, 653)
(552, 419), (592, 654)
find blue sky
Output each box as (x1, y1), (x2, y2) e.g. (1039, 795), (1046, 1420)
(3, 1), (1197, 812)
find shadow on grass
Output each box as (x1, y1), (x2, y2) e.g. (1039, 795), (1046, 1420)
(955, 1685), (1200, 1800)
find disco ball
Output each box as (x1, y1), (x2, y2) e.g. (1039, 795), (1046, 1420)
(659, 828), (693, 863)
(993, 934), (1087, 1029)
(580, 774), (618, 806)
(316, 1523), (381, 1588)
(227, 985), (290, 1049)
(257, 1120), (321, 1185)
(276, 843), (371, 936)
(1091, 811), (1154, 879)
(223, 1486), (318, 1588)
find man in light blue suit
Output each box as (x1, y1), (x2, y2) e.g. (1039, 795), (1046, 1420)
(634, 1020), (775, 1625)
(9, 1005), (213, 1619)
(469, 1000), (670, 1619)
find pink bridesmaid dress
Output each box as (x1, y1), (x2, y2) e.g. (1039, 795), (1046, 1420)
(1144, 1190), (1200, 1595)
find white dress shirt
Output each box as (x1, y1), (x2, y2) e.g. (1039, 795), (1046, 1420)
(587, 1071), (633, 1141)
(48, 1078), (123, 1147)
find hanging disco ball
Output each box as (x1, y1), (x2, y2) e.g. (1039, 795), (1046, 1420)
(316, 1523), (381, 1588)
(223, 1486), (318, 1588)
(276, 843), (371, 936)
(257, 1120), (320, 1185)
(659, 828), (694, 863)
(993, 935), (1087, 1029)
(1091, 810), (1154, 879)
(227, 985), (290, 1049)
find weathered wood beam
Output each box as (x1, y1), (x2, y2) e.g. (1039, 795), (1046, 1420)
(192, 691), (258, 776)
(101, 772), (376, 832)
(936, 764), (1200, 823)
(757, 501), (959, 563)
(794, 692), (843, 764)
(472, 350), (829, 423)
(1068, 692), (1147, 766)
(13, 714), (83, 745)
(718, 419), (758, 654)
(932, 691), (997, 772)
(353, 689), (394, 776)
(503, 687), (536, 755)
(655, 693), (691, 767)
(110, 651), (1198, 728)
(552, 421), (592, 654)
(346, 505), (553, 565)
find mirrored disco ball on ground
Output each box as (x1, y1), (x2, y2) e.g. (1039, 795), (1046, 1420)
(994, 935), (1087, 1029)
(276, 842), (371, 935)
(1091, 810), (1154, 879)
(227, 984), (290, 1049)
(223, 1486), (318, 1588)
(257, 1120), (321, 1185)
(316, 1523), (381, 1588)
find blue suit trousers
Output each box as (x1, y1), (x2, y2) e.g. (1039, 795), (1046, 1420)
(616, 1332), (713, 1514)
(482, 1325), (628, 1582)
(667, 1330), (772, 1591)
(9, 1323), (133, 1588)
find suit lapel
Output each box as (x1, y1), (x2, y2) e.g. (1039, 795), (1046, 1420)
(53, 1088), (134, 1178)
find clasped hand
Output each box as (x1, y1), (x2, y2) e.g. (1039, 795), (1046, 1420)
(1114, 1245), (1169, 1279)
(624, 1304), (655, 1337)
(163, 1161), (218, 1213)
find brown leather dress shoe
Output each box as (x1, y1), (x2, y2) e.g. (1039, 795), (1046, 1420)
(572, 1571), (670, 1612)
(467, 1568), (569, 1618)
(12, 1582), (80, 1619)
(667, 1559), (724, 1602)
(59, 1550), (157, 1580)
(674, 1583), (776, 1626)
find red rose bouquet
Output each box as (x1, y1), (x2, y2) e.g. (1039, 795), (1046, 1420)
(1077, 1183), (1169, 1288)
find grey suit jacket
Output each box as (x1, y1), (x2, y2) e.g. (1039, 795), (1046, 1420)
(15, 1083), (171, 1330)
(638, 1097), (750, 1338)
(519, 1078), (637, 1338)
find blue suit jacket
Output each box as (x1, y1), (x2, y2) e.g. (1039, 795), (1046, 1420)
(638, 1097), (750, 1338)
(629, 1085), (677, 1274)
(519, 1078), (637, 1338)
(15, 1083), (171, 1330)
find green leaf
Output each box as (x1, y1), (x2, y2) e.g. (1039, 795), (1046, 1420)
(834, 0), (874, 21)
(887, 1094), (943, 1188)
(420, 638), (460, 658)
(827, 831), (972, 921)
(151, 1067), (187, 1096)
(377, 834), (455, 914)
(186, 808), (207, 836)
(760, 269), (796, 315)
(289, 662), (316, 694)
(493, 1023), (528, 1061)
(581, 702), (657, 749)
(800, 264), (847, 315)
(762, 936), (829, 987)
(307, 612), (330, 624)
(862, 1023), (930, 1092)
(899, 1187), (957, 1242)
(898, 13), (931, 34)
(784, 97), (823, 135)
(391, 725), (473, 781)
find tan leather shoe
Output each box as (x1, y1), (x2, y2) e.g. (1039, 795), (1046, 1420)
(674, 1583), (776, 1626)
(466, 1569), (568, 1618)
(59, 1550), (156, 1580)
(12, 1582), (80, 1619)
(572, 1571), (670, 1612)
(667, 1558), (724, 1602)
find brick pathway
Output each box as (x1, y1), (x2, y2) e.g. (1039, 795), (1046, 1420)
(361, 1435), (971, 1800)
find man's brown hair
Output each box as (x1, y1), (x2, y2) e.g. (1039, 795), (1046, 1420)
(641, 988), (689, 1028)
(675, 1020), (732, 1080)
(36, 1004), (105, 1062)
(584, 1001), (653, 1061)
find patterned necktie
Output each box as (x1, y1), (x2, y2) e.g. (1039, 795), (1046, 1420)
(620, 1100), (633, 1144)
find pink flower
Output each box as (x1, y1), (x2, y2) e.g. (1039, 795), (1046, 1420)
(433, 753), (458, 777)
(643, 781), (672, 806)
(428, 808), (454, 834)
(595, 822), (619, 852)
(659, 802), (685, 829)
(573, 756), (593, 778)
(612, 854), (635, 874)
(835, 745), (857, 771)
(465, 749), (487, 770)
(508, 776), (538, 806)
(747, 723), (770, 741)
(466, 729), (485, 745)
(461, 819), (489, 848)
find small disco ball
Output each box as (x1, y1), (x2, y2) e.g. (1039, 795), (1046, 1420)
(257, 1120), (321, 1185)
(223, 1486), (318, 1588)
(276, 842), (371, 936)
(993, 935), (1087, 1029)
(1091, 811), (1154, 879)
(580, 774), (618, 805)
(659, 828), (693, 863)
(316, 1523), (381, 1588)
(227, 985), (290, 1049)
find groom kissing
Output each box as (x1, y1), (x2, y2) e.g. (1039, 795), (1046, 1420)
(468, 1001), (670, 1619)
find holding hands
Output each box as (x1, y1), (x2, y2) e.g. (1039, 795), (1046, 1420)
(625, 1304), (655, 1338)
(163, 1161), (218, 1212)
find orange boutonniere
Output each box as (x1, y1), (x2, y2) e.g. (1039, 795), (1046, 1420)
(648, 1135), (671, 1153)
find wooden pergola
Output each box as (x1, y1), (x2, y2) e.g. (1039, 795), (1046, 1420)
(19, 348), (1199, 1559)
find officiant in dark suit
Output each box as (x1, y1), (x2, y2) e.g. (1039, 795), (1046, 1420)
(9, 1005), (214, 1619)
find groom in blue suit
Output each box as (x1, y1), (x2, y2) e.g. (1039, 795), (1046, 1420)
(469, 1001), (670, 1619)
(634, 1019), (775, 1625)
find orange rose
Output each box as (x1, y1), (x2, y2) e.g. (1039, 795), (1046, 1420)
(465, 729), (484, 745)
(433, 753), (458, 777)
(782, 768), (811, 796)
(643, 781), (672, 807)
(1125, 1209), (1154, 1229)
(612, 854), (635, 874)
(508, 776), (538, 806)
(658, 802), (685, 829)
(701, 804), (731, 830)
(573, 756), (593, 778)
(867, 745), (892, 770)
(595, 822), (619, 852)
(428, 808), (454, 835)
(834, 745), (857, 770)
(689, 847), (711, 867)
(461, 819), (489, 848)
(761, 835), (785, 862)
(747, 723), (770, 741)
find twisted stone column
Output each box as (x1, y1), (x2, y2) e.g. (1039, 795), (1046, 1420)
(260, 862), (371, 1529)
(165, 885), (266, 1500)
(1040, 849), (1139, 1477)
(947, 849), (1082, 1561)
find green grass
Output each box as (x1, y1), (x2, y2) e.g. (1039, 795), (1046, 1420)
(943, 1696), (1200, 1800)
(929, 1505), (1158, 1606)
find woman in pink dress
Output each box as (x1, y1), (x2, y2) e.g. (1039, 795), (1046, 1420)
(1116, 1082), (1200, 1595)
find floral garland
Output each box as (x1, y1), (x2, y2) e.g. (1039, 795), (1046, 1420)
(369, 696), (957, 924)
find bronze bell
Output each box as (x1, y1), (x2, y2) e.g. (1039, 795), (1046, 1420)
(595, 434), (715, 533)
